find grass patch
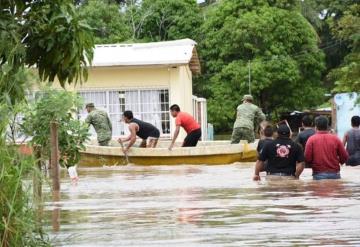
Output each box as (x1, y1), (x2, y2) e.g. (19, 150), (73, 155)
(0, 144), (51, 247)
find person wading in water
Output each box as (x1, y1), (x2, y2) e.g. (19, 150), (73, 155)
(295, 115), (315, 151)
(253, 124), (305, 181)
(305, 116), (348, 180)
(343, 115), (360, 166)
(257, 125), (274, 154)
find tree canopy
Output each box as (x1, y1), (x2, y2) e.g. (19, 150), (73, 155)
(0, 0), (94, 106)
(77, 0), (203, 43)
(329, 3), (360, 92)
(138, 0), (203, 41)
(198, 0), (325, 130)
(300, 0), (359, 87)
(71, 0), (359, 131)
(79, 0), (131, 43)
(2, 0), (358, 132)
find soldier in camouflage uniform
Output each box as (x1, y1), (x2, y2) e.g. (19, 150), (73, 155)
(231, 95), (265, 144)
(85, 103), (112, 146)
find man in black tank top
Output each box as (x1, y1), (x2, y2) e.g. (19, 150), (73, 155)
(118, 110), (160, 153)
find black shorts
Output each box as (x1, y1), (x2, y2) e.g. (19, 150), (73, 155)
(142, 129), (160, 140)
(149, 128), (160, 139)
(183, 128), (201, 147)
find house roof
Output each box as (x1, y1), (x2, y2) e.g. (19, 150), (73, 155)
(92, 38), (201, 74)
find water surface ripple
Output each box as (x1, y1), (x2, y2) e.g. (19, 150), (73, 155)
(44, 164), (360, 246)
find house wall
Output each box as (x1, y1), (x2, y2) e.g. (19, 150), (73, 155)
(37, 65), (195, 139)
(334, 93), (360, 139)
(49, 66), (171, 90)
(168, 65), (193, 138)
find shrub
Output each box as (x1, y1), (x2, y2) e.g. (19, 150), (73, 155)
(22, 89), (90, 167)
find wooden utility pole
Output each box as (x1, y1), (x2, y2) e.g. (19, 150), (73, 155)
(50, 121), (60, 191)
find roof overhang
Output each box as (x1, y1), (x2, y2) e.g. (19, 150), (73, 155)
(90, 39), (201, 75)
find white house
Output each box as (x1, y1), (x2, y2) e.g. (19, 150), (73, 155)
(45, 38), (207, 140)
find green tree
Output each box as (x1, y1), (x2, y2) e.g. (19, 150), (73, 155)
(75, 0), (126, 5)
(122, 0), (152, 40)
(329, 4), (360, 92)
(79, 0), (131, 44)
(299, 0), (358, 89)
(138, 0), (203, 41)
(198, 0), (325, 131)
(0, 0), (94, 105)
(0, 1), (93, 245)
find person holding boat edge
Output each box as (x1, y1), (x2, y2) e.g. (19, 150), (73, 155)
(253, 124), (305, 181)
(169, 104), (201, 151)
(118, 110), (160, 154)
(85, 103), (112, 146)
(231, 95), (265, 144)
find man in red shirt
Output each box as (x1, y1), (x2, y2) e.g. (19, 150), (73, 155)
(168, 104), (201, 150)
(305, 116), (348, 180)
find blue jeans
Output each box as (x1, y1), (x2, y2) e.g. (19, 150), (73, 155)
(313, 172), (341, 180)
(346, 153), (360, 166)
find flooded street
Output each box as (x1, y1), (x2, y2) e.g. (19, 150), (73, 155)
(44, 164), (360, 246)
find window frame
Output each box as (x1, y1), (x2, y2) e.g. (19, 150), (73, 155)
(78, 87), (171, 138)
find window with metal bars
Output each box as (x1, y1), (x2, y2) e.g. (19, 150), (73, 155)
(78, 89), (170, 137)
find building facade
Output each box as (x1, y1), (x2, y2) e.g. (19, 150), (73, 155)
(46, 39), (207, 139)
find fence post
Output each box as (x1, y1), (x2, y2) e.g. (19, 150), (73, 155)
(50, 121), (60, 191)
(33, 145), (42, 199)
(33, 145), (43, 232)
(52, 190), (61, 232)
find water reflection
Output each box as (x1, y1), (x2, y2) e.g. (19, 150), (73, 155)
(306, 180), (349, 198)
(51, 190), (61, 232)
(43, 165), (360, 246)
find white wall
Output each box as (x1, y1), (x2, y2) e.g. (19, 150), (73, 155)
(335, 93), (360, 139)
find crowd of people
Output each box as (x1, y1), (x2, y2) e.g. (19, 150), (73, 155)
(230, 96), (360, 181)
(84, 103), (202, 153)
(85, 94), (359, 181)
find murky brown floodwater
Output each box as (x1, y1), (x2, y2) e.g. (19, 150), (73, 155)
(44, 164), (360, 246)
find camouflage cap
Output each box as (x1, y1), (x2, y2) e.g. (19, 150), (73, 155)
(242, 94), (253, 101)
(85, 103), (95, 108)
